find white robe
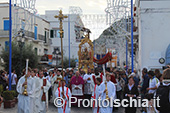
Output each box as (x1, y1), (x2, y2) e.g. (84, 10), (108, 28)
(36, 77), (51, 113)
(92, 84), (100, 113)
(91, 74), (104, 93)
(17, 75), (35, 113)
(51, 75), (62, 102)
(55, 86), (72, 113)
(99, 81), (116, 113)
(83, 74), (92, 95)
(31, 76), (40, 113)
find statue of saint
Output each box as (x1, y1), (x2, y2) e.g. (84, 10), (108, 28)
(81, 47), (90, 60)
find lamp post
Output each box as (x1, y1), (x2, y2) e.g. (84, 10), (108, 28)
(17, 29), (25, 78)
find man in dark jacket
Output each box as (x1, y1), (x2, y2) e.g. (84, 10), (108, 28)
(141, 68), (150, 94)
(140, 68), (150, 113)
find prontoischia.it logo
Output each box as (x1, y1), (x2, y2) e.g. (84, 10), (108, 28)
(54, 97), (160, 108)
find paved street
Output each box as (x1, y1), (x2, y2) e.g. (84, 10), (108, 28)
(0, 102), (141, 113)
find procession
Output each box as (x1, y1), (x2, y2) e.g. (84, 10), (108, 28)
(1, 64), (170, 113)
(0, 0), (170, 113)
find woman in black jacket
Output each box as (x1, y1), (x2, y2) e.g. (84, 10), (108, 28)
(123, 76), (139, 113)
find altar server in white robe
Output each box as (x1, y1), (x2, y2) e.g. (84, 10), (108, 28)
(99, 72), (116, 113)
(36, 70), (51, 113)
(91, 71), (104, 93)
(30, 70), (40, 113)
(91, 77), (102, 113)
(55, 80), (71, 113)
(17, 67), (35, 113)
(83, 68), (93, 105)
(51, 70), (62, 102)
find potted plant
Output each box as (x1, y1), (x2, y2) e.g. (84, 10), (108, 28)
(3, 90), (15, 108)
(11, 90), (18, 103)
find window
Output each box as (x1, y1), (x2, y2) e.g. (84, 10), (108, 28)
(4, 20), (9, 31)
(45, 31), (47, 43)
(50, 30), (54, 38)
(34, 26), (37, 40)
(50, 29), (60, 38)
(45, 31), (49, 43)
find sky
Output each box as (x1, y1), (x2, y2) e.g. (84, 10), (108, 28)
(1, 0), (107, 14)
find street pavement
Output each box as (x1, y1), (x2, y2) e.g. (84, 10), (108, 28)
(0, 102), (141, 113)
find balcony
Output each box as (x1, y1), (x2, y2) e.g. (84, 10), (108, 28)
(0, 29), (35, 39)
(38, 34), (45, 41)
(44, 38), (52, 46)
(25, 31), (35, 38)
(0, 29), (50, 44)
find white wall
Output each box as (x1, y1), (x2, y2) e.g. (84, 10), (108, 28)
(138, 0), (170, 71)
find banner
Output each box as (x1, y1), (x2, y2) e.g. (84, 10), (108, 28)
(93, 52), (112, 65)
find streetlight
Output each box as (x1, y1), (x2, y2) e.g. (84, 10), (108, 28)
(17, 29), (25, 78)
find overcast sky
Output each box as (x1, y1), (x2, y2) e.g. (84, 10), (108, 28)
(1, 0), (107, 14)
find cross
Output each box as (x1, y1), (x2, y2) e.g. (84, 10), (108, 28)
(54, 10), (68, 36)
(54, 10), (68, 97)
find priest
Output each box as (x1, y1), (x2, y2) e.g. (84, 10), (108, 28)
(70, 71), (84, 106)
(99, 72), (116, 113)
(55, 80), (72, 113)
(36, 70), (51, 113)
(17, 67), (35, 113)
(51, 70), (62, 102)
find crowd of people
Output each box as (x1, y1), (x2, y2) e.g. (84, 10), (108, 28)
(0, 66), (169, 113)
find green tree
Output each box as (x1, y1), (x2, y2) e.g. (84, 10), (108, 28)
(0, 42), (38, 77)
(62, 57), (77, 68)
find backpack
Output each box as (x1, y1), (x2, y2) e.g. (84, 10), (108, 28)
(155, 83), (170, 112)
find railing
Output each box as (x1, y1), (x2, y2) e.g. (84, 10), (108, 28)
(0, 29), (51, 45)
(38, 34), (45, 41)
(25, 30), (35, 38)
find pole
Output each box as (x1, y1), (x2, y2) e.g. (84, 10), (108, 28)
(60, 29), (64, 78)
(26, 59), (29, 75)
(68, 15), (71, 67)
(9, 0), (12, 90)
(54, 10), (68, 96)
(93, 40), (95, 56)
(131, 0), (134, 72)
(102, 64), (106, 81)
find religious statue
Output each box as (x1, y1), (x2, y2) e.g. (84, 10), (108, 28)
(78, 34), (94, 73)
(81, 47), (91, 60)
